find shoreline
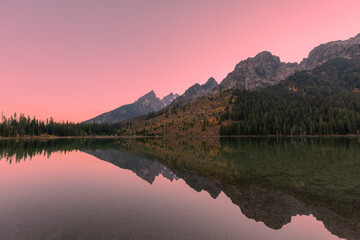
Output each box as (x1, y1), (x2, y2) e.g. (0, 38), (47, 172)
(0, 135), (162, 140)
(220, 134), (360, 138)
(0, 134), (359, 140)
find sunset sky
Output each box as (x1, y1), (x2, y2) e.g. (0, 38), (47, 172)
(1, 0), (360, 122)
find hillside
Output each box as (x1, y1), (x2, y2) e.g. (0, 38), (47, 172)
(119, 58), (360, 136)
(220, 58), (360, 135)
(118, 91), (232, 137)
(85, 91), (178, 124)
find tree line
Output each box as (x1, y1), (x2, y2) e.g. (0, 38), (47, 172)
(0, 113), (117, 137)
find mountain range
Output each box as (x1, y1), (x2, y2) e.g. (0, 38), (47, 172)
(85, 91), (178, 123)
(220, 33), (360, 90)
(85, 33), (360, 124)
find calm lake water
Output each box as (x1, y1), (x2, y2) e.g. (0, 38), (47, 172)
(0, 137), (359, 240)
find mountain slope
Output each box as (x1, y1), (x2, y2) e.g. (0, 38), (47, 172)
(220, 58), (360, 135)
(85, 91), (178, 123)
(118, 91), (232, 137)
(119, 58), (360, 136)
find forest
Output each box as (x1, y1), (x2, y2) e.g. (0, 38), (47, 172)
(220, 58), (360, 135)
(0, 113), (118, 137)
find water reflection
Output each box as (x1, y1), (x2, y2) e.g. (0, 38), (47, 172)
(0, 137), (359, 240)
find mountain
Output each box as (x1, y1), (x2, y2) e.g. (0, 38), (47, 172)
(119, 57), (360, 137)
(220, 58), (360, 136)
(220, 33), (360, 90)
(220, 51), (300, 90)
(161, 92), (179, 106)
(172, 77), (218, 105)
(301, 33), (360, 69)
(85, 91), (179, 123)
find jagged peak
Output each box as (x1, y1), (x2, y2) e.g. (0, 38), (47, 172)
(205, 77), (217, 85)
(164, 92), (174, 97)
(253, 51), (280, 62)
(143, 90), (156, 97)
(161, 92), (179, 106)
(190, 83), (201, 89)
(203, 77), (218, 89)
(136, 90), (158, 103)
(162, 92), (179, 101)
(255, 51), (273, 58)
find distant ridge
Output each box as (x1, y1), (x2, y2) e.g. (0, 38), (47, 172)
(172, 77), (218, 105)
(84, 77), (218, 123)
(84, 91), (178, 123)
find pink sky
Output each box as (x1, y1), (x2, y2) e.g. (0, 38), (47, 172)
(1, 0), (359, 122)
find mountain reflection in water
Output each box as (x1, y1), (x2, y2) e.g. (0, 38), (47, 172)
(0, 137), (359, 240)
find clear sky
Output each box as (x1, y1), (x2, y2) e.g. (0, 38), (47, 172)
(1, 0), (359, 122)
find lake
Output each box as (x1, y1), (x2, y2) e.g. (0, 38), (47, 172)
(0, 137), (359, 240)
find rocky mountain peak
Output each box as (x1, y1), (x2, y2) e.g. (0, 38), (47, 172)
(136, 90), (157, 103)
(163, 92), (174, 99)
(254, 51), (280, 62)
(204, 77), (218, 89)
(172, 78), (219, 105)
(301, 33), (360, 69)
(84, 90), (177, 123)
(220, 51), (299, 90)
(161, 92), (179, 106)
(133, 90), (163, 108)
